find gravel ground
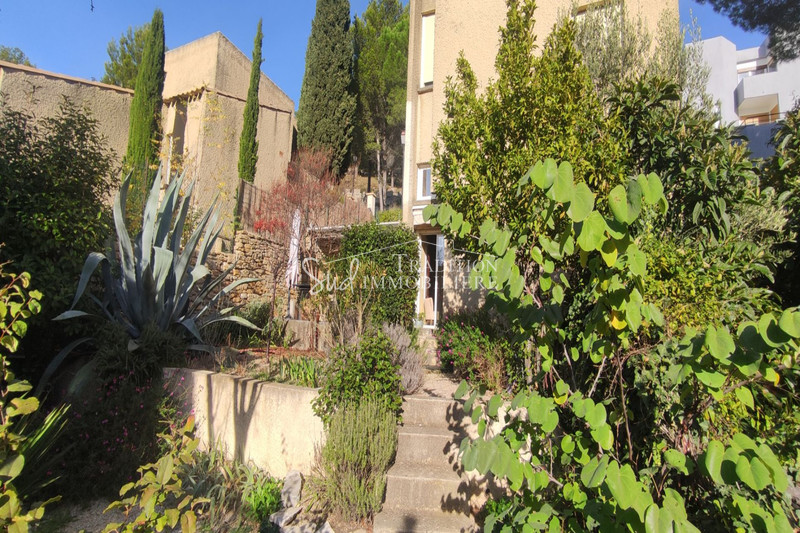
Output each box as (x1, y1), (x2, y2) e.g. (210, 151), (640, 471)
(52, 499), (127, 533)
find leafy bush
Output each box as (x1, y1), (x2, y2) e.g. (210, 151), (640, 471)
(53, 373), (171, 500)
(179, 443), (281, 532)
(326, 223), (418, 329)
(0, 267), (59, 531)
(436, 310), (522, 393)
(377, 208), (401, 223)
(382, 323), (424, 395)
(309, 398), (397, 522)
(312, 331), (401, 425)
(425, 158), (799, 531)
(242, 474), (282, 525)
(432, 9), (628, 282)
(103, 416), (206, 533)
(0, 100), (115, 374)
(768, 102), (800, 307)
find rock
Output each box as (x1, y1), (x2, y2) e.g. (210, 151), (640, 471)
(282, 470), (304, 508)
(282, 522), (319, 533)
(270, 505), (302, 528)
(316, 522), (336, 533)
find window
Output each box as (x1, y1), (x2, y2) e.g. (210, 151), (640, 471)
(417, 166), (432, 200)
(420, 13), (435, 87)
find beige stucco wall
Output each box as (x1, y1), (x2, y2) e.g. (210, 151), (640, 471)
(168, 368), (325, 477)
(1, 32), (294, 243)
(0, 61), (132, 168)
(163, 33), (295, 238)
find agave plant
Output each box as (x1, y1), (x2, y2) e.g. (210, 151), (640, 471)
(49, 168), (257, 373)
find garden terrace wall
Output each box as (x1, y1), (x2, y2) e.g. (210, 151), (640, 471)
(166, 368), (324, 477)
(207, 229), (287, 307)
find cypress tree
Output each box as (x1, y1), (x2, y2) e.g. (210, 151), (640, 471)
(125, 9), (165, 179)
(238, 19), (263, 184)
(297, 0), (356, 177)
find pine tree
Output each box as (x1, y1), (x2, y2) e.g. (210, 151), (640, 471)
(125, 9), (165, 178)
(297, 0), (356, 177)
(353, 0), (408, 210)
(238, 19), (263, 184)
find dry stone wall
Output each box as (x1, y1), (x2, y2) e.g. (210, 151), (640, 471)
(207, 230), (288, 307)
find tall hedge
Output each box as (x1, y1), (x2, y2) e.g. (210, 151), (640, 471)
(297, 0), (356, 177)
(124, 9), (165, 178)
(332, 223), (418, 326)
(238, 19), (263, 184)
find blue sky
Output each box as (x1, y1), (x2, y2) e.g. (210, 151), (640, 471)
(0, 1), (765, 109)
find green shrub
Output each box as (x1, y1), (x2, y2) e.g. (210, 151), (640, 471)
(309, 398), (397, 522)
(242, 475), (282, 524)
(768, 102), (800, 307)
(180, 444), (280, 532)
(0, 100), (114, 375)
(327, 223), (418, 328)
(376, 208), (401, 223)
(53, 374), (172, 500)
(437, 310), (522, 393)
(0, 267), (59, 530)
(103, 416), (206, 533)
(426, 158), (799, 531)
(312, 331), (401, 425)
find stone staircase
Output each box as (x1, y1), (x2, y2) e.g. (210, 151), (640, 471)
(374, 374), (484, 533)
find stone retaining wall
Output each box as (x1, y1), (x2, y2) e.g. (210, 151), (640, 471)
(208, 230), (287, 307)
(167, 368), (324, 477)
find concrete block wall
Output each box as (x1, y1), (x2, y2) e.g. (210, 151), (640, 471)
(167, 368), (325, 477)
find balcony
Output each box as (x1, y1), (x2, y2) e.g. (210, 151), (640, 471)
(735, 70), (780, 121)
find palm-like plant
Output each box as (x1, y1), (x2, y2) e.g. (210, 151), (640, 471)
(46, 168), (257, 385)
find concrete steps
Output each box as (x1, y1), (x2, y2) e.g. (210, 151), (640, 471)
(374, 508), (476, 533)
(374, 380), (482, 533)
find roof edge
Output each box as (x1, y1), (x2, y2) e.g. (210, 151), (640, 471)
(0, 60), (134, 95)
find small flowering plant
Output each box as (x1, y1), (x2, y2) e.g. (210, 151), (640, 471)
(103, 415), (207, 533)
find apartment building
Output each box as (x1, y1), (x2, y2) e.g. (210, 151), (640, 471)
(700, 36), (800, 157)
(401, 0), (676, 327)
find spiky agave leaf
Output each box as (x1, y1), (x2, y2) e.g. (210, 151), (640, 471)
(52, 166), (260, 368)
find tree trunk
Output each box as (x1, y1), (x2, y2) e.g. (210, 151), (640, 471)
(266, 276), (278, 361)
(375, 131), (386, 211)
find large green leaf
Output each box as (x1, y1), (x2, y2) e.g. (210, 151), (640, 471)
(705, 326), (735, 360)
(609, 185), (628, 223)
(703, 440), (724, 484)
(585, 403), (607, 429)
(604, 461), (637, 510)
(627, 245), (646, 277)
(644, 505), (674, 533)
(640, 173), (664, 205)
(581, 456), (609, 489)
(777, 309), (800, 337)
(553, 162), (575, 203)
(577, 212), (607, 252)
(626, 179), (643, 222)
(535, 159), (559, 190)
(0, 455), (25, 482)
